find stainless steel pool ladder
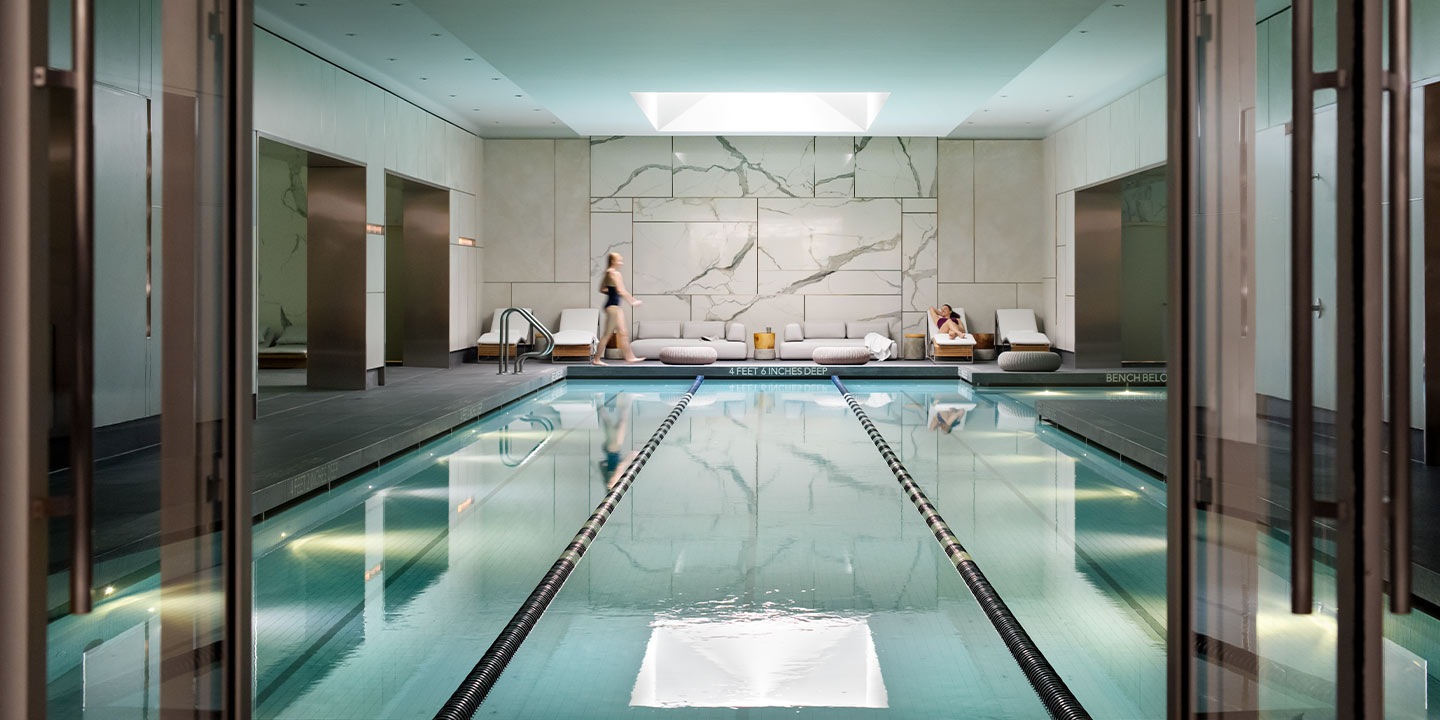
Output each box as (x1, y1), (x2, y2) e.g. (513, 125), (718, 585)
(496, 307), (555, 374)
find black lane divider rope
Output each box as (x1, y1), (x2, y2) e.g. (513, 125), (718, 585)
(432, 376), (705, 720)
(829, 376), (1093, 720)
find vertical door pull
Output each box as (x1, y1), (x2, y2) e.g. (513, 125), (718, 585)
(1387, 0), (1413, 615)
(68, 0), (96, 616)
(1289, 0), (1317, 614)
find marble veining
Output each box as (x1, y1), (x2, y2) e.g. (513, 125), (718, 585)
(632, 222), (758, 295)
(757, 198), (902, 272)
(632, 197), (757, 223)
(1122, 171), (1167, 225)
(590, 197), (632, 212)
(672, 136), (815, 198)
(814, 136), (856, 198)
(854, 137), (938, 198)
(591, 136), (672, 198)
(257, 144), (308, 344)
(901, 214), (938, 312)
(757, 270), (901, 295)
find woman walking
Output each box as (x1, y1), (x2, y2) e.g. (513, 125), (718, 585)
(596, 252), (644, 365)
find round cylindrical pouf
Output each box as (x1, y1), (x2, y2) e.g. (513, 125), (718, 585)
(659, 346), (718, 365)
(813, 346), (870, 365)
(901, 333), (925, 360)
(996, 350), (1062, 372)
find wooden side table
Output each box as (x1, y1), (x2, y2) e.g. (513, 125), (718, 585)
(753, 332), (776, 360)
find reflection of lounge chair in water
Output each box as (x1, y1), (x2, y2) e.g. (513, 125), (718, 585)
(928, 400), (977, 434)
(597, 394), (638, 488)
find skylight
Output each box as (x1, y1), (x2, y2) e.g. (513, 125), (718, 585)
(631, 92), (889, 134)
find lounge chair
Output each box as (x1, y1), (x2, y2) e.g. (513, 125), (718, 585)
(551, 308), (601, 361)
(477, 308), (533, 358)
(927, 308), (976, 362)
(995, 309), (1051, 352)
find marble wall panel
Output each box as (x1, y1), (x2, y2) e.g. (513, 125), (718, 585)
(938, 140), (975, 283)
(1017, 282), (1048, 329)
(937, 282), (1018, 334)
(632, 197), (757, 222)
(803, 295), (902, 340)
(901, 311), (930, 338)
(901, 214), (938, 312)
(257, 143), (308, 344)
(631, 294), (693, 326)
(814, 136), (856, 197)
(974, 141), (1045, 283)
(757, 198), (902, 272)
(673, 136), (815, 198)
(590, 212), (632, 308)
(902, 198), (938, 213)
(757, 270), (901, 295)
(855, 137), (938, 198)
(591, 136), (671, 198)
(555, 139), (592, 282)
(483, 139), (555, 282)
(631, 222), (758, 295)
(590, 198), (632, 212)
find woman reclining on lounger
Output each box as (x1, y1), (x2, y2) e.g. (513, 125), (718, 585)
(928, 305), (965, 339)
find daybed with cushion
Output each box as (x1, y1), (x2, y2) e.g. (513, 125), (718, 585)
(551, 308), (601, 361)
(995, 308), (1051, 352)
(628, 320), (747, 360)
(926, 309), (977, 361)
(778, 321), (892, 360)
(477, 307), (533, 358)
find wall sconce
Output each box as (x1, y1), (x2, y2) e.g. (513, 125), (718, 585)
(365, 223), (385, 235)
(457, 237), (476, 247)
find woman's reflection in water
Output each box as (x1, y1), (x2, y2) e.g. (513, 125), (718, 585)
(929, 403), (968, 435)
(597, 394), (637, 488)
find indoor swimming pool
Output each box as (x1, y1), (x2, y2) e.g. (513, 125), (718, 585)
(46, 380), (1440, 719)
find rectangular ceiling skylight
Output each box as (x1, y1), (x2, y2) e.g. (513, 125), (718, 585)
(632, 92), (889, 134)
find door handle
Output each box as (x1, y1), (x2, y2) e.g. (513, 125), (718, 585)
(1387, 0), (1413, 615)
(1289, 0), (1318, 615)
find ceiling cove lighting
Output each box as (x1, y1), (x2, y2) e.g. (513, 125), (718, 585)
(631, 92), (889, 134)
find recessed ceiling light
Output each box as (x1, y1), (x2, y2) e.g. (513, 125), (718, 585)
(1000, 94), (1008, 98)
(431, 32), (441, 37)
(464, 57), (474, 61)
(420, 77), (428, 81)
(1045, 109), (1052, 112)
(472, 108), (480, 111)
(491, 77), (500, 80)
(533, 108), (541, 112)
(449, 94), (457, 97)
(391, 2), (402, 5)
(632, 91), (889, 133)
(1078, 29), (1089, 33)
(1066, 94), (1074, 98)
(295, 1), (306, 5)
(982, 109), (989, 112)
(493, 120), (500, 124)
(345, 32), (356, 37)
(514, 94), (522, 98)
(387, 57), (396, 61)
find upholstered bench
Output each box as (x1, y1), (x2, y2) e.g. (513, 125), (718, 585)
(659, 346), (718, 365)
(813, 346), (870, 365)
(997, 351), (1062, 372)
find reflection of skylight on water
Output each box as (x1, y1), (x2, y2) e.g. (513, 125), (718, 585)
(630, 611), (887, 709)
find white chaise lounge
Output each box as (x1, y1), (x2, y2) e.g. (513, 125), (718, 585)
(926, 308), (977, 361)
(628, 320), (747, 360)
(551, 308), (601, 361)
(477, 308), (533, 358)
(995, 309), (1051, 352)
(778, 321), (891, 360)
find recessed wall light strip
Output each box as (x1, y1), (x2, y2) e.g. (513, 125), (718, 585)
(830, 376), (1093, 720)
(365, 223), (384, 235)
(431, 376), (707, 720)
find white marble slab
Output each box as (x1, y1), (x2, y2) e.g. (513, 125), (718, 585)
(257, 143), (308, 343)
(632, 197), (757, 223)
(692, 295), (806, 352)
(590, 198), (632, 212)
(814, 136), (856, 197)
(901, 214), (938, 312)
(757, 198), (902, 272)
(756, 270), (900, 295)
(672, 136), (814, 198)
(902, 198), (938, 213)
(591, 136), (672, 198)
(590, 212), (632, 308)
(632, 222), (758, 295)
(803, 295), (902, 340)
(854, 137), (938, 198)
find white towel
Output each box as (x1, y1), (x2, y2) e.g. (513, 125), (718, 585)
(864, 332), (896, 361)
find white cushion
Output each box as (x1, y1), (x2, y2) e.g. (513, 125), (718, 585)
(784, 323), (803, 342)
(683, 321), (725, 339)
(551, 329), (596, 345)
(636, 320), (680, 339)
(995, 309), (1040, 342)
(480, 308), (531, 344)
(847, 321), (888, 339)
(804, 321), (846, 339)
(932, 333), (977, 346)
(1007, 330), (1051, 346)
(725, 323), (745, 342)
(557, 308), (599, 334)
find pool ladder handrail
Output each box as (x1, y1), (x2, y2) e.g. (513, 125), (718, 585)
(830, 375), (1093, 720)
(496, 307), (555, 374)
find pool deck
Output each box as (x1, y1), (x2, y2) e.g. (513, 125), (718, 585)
(1034, 398), (1168, 476)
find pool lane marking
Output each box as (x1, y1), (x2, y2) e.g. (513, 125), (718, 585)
(432, 376), (706, 720)
(829, 376), (1093, 720)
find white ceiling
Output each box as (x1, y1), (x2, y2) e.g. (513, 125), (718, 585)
(255, 0), (1169, 139)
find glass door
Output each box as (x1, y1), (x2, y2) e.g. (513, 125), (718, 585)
(1169, 0), (1434, 717)
(0, 0), (254, 718)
